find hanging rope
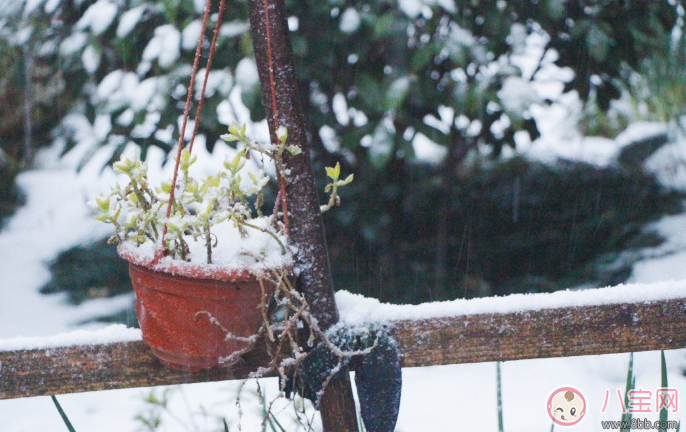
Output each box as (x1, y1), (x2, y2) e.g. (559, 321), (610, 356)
(263, 0), (290, 237)
(155, 0), (289, 262)
(155, 0), (221, 262)
(188, 0), (227, 155)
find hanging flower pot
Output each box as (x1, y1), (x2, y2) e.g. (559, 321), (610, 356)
(119, 244), (285, 371)
(91, 139), (294, 371)
(90, 1), (351, 372)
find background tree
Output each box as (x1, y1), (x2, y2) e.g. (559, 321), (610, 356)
(0, 0), (682, 303)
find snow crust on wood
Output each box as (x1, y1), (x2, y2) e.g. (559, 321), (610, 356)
(0, 324), (141, 352)
(5, 280), (682, 351)
(336, 279), (686, 325)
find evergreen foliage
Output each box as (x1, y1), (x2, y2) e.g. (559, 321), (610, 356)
(2, 0), (683, 301)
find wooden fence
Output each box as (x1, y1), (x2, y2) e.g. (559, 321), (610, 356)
(3, 293), (686, 400)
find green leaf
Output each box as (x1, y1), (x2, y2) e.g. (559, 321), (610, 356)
(226, 152), (245, 173)
(112, 206), (121, 222)
(178, 148), (197, 170)
(221, 133), (239, 142)
(277, 126), (288, 143)
(286, 145), (302, 156)
(325, 163), (341, 180)
(95, 195), (110, 212)
(339, 173), (354, 186)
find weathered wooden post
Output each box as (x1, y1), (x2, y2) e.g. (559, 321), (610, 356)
(247, 1), (360, 431)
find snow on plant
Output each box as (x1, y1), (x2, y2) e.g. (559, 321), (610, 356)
(91, 123), (352, 265)
(91, 122), (377, 431)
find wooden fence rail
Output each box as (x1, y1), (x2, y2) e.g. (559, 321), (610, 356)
(2, 296), (686, 400)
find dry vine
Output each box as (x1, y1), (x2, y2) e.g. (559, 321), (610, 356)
(197, 260), (380, 430)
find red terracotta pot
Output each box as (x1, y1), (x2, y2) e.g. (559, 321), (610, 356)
(124, 261), (267, 372)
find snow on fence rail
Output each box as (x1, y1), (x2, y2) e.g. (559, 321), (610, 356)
(2, 281), (686, 400)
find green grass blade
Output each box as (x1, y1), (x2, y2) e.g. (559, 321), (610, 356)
(260, 393), (270, 432)
(497, 361), (504, 432)
(51, 395), (77, 432)
(259, 390), (285, 432)
(268, 412), (287, 432)
(659, 351), (668, 432)
(223, 418), (230, 432)
(359, 414), (367, 432)
(620, 353), (634, 432)
(357, 409), (365, 432)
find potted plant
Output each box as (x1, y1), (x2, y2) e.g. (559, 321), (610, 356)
(91, 124), (352, 371)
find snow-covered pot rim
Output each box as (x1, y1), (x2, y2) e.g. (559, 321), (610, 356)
(117, 242), (292, 283)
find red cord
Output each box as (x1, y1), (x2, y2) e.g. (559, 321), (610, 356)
(156, 0), (214, 263)
(263, 0), (290, 237)
(188, 0), (227, 154)
(156, 0), (290, 262)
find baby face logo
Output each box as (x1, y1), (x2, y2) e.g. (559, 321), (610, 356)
(547, 386), (586, 426)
